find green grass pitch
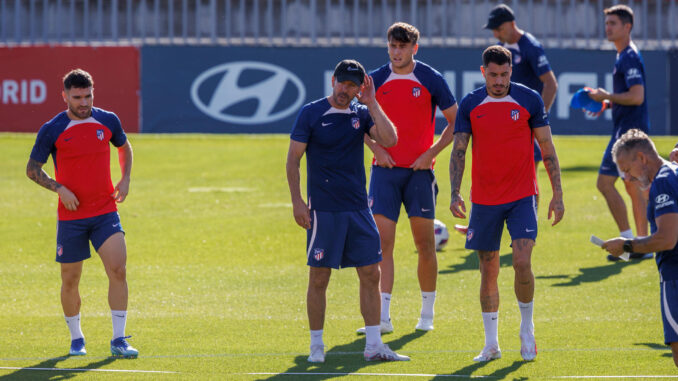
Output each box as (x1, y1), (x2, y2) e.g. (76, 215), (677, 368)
(1, 133), (677, 380)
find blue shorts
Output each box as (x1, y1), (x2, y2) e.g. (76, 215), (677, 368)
(56, 211), (125, 263)
(599, 136), (622, 177)
(660, 279), (678, 345)
(533, 139), (542, 163)
(368, 165), (438, 222)
(306, 208), (382, 269)
(465, 195), (538, 252)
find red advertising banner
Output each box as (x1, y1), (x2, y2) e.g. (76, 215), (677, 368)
(0, 46), (139, 132)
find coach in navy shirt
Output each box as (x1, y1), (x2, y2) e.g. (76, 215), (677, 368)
(602, 129), (678, 368)
(588, 5), (651, 261)
(286, 59), (409, 363)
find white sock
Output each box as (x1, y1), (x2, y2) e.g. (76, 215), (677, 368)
(364, 325), (383, 348)
(65, 314), (84, 341)
(310, 329), (324, 347)
(620, 229), (634, 239)
(380, 293), (391, 322)
(111, 310), (127, 340)
(420, 291), (436, 319)
(482, 312), (499, 349)
(518, 301), (534, 336)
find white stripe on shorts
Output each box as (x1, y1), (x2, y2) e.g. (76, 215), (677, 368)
(307, 210), (318, 259)
(431, 172), (437, 209)
(663, 281), (678, 337)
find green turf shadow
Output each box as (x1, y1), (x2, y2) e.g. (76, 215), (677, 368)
(256, 330), (426, 380)
(433, 359), (527, 380)
(0, 356), (116, 380)
(537, 259), (649, 287)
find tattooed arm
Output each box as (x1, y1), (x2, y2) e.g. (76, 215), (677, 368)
(534, 126), (564, 226)
(26, 158), (79, 211)
(449, 132), (470, 219)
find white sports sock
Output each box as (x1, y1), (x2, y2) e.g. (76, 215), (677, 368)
(620, 229), (634, 239)
(518, 300), (534, 336)
(481, 312), (499, 348)
(380, 293), (391, 322)
(65, 314), (84, 341)
(310, 329), (324, 347)
(420, 291), (436, 319)
(111, 310), (127, 340)
(364, 325), (383, 348)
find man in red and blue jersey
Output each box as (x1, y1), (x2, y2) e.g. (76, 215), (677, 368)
(287, 60), (408, 363)
(449, 46), (564, 362)
(358, 22), (457, 335)
(588, 5), (651, 262)
(26, 69), (138, 358)
(602, 129), (678, 368)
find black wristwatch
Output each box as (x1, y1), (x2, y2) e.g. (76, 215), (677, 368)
(623, 239), (634, 253)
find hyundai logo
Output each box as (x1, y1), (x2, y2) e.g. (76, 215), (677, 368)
(190, 61), (306, 125)
(656, 194), (670, 204)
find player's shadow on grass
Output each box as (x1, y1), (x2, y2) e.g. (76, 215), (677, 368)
(257, 330), (426, 380)
(0, 356), (116, 380)
(634, 342), (674, 359)
(432, 359), (527, 380)
(439, 251), (513, 275)
(537, 259), (646, 287)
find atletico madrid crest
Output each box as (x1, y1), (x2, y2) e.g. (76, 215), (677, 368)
(511, 109), (520, 121)
(313, 248), (324, 261)
(412, 87), (421, 98)
(351, 117), (360, 130)
(57, 244), (63, 257)
(96, 129), (105, 141)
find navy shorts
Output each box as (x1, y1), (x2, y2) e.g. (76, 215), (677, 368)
(56, 211), (125, 263)
(599, 135), (622, 177)
(465, 195), (538, 252)
(368, 165), (438, 222)
(306, 208), (382, 269)
(533, 139), (542, 163)
(660, 279), (678, 345)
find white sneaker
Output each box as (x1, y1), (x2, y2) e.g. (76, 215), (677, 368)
(473, 346), (501, 362)
(356, 319), (394, 334)
(364, 343), (410, 361)
(415, 317), (434, 331)
(520, 332), (537, 361)
(307, 345), (325, 363)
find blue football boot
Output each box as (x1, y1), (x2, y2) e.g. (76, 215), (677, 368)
(110, 336), (139, 358)
(69, 338), (86, 356)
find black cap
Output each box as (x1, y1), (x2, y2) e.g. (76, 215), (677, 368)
(333, 59), (366, 86)
(484, 4), (515, 30)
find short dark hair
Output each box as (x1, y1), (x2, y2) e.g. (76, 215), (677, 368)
(604, 5), (634, 27)
(387, 22), (419, 45)
(482, 45), (512, 67)
(611, 129), (657, 161)
(63, 69), (93, 90)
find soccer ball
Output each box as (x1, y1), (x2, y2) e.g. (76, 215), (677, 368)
(434, 219), (449, 251)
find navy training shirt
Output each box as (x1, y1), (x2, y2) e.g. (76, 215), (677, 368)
(290, 98), (375, 212)
(501, 32), (552, 94)
(612, 43), (649, 135)
(648, 162), (678, 281)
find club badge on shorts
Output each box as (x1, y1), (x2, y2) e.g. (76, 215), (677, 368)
(57, 244), (63, 257)
(96, 129), (105, 141)
(466, 229), (474, 241)
(313, 248), (324, 261)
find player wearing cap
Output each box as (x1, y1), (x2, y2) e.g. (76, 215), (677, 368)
(453, 4), (559, 237)
(26, 69), (138, 358)
(587, 5), (651, 261)
(601, 129), (678, 368)
(357, 22), (457, 335)
(450, 46), (564, 362)
(287, 59), (409, 363)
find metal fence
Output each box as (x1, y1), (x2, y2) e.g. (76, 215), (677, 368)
(1, 0), (677, 49)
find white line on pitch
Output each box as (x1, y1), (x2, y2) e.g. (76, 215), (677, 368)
(0, 366), (178, 374)
(554, 377), (678, 379)
(247, 373), (494, 378)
